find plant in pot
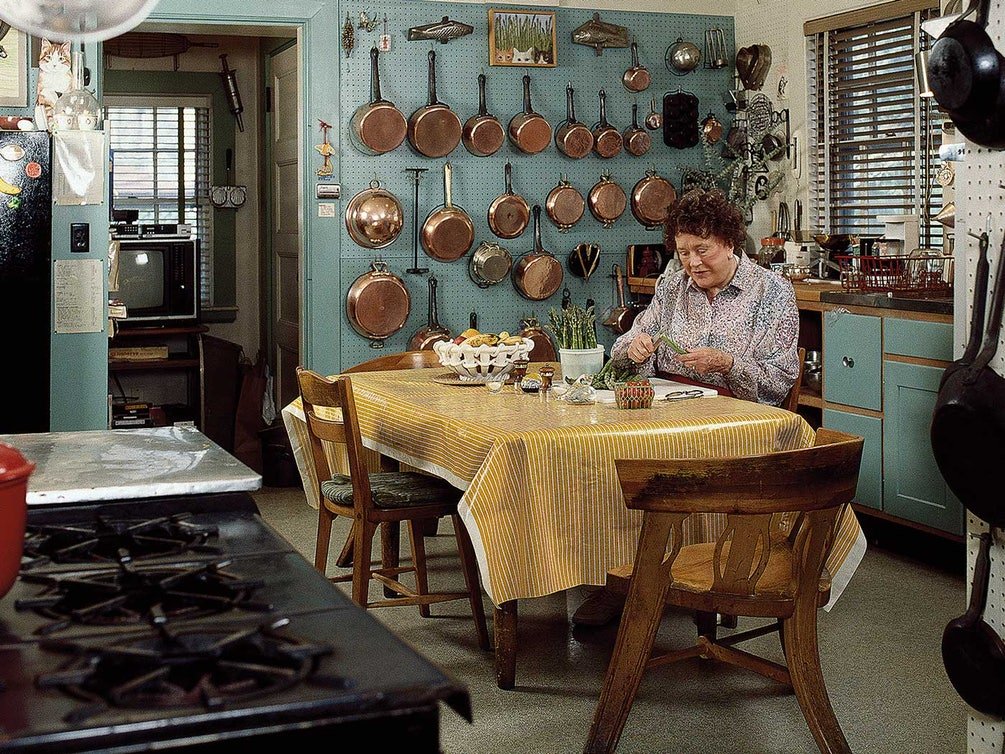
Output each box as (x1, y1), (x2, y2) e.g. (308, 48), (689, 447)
(549, 302), (604, 382)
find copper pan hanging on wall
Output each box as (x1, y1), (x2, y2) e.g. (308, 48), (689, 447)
(487, 161), (530, 239)
(346, 260), (412, 348)
(513, 206), (564, 301)
(350, 47), (408, 155)
(588, 172), (627, 228)
(407, 49), (462, 158)
(421, 161), (474, 261)
(555, 82), (594, 159)
(630, 169), (677, 230)
(462, 73), (505, 157)
(509, 74), (552, 155)
(546, 176), (586, 232)
(344, 179), (405, 249)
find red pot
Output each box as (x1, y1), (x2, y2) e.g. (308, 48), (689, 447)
(0, 443), (33, 598)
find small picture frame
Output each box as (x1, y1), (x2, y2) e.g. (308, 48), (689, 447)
(0, 29), (29, 108)
(488, 9), (557, 67)
(627, 244), (668, 279)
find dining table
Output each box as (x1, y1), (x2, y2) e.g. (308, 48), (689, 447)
(282, 364), (866, 689)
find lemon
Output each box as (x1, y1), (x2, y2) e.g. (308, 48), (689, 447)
(460, 328), (480, 339)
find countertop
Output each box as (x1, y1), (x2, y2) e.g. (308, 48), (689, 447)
(791, 281), (953, 316)
(0, 426), (262, 506)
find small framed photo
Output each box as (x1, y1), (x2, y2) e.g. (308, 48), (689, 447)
(627, 244), (668, 279)
(488, 9), (557, 67)
(0, 28), (29, 108)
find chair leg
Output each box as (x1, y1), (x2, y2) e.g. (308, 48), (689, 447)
(408, 520), (432, 618)
(351, 519), (377, 607)
(381, 521), (401, 598)
(452, 514), (490, 651)
(314, 506), (334, 576)
(334, 523), (354, 567)
(781, 600), (851, 754)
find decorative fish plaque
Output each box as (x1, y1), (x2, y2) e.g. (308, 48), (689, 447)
(408, 16), (473, 44)
(571, 13), (629, 56)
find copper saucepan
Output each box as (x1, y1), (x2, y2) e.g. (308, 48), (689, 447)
(344, 179), (405, 249)
(555, 82), (594, 159)
(623, 102), (652, 157)
(631, 169), (677, 230)
(409, 274), (452, 350)
(588, 173), (627, 228)
(546, 176), (586, 233)
(593, 89), (622, 159)
(623, 40), (651, 92)
(488, 161), (530, 239)
(421, 161), (474, 262)
(602, 263), (633, 334)
(350, 47), (408, 155)
(346, 260), (412, 348)
(408, 49), (461, 158)
(514, 205), (564, 301)
(509, 74), (552, 155)
(462, 73), (505, 157)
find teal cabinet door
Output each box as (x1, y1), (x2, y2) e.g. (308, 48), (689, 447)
(824, 312), (882, 410)
(883, 360), (963, 534)
(823, 409), (883, 510)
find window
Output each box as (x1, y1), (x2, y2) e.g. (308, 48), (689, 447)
(106, 96), (213, 306)
(806, 1), (942, 247)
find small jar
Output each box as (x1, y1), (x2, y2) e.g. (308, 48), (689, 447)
(539, 365), (554, 391)
(757, 237), (785, 268)
(510, 359), (529, 392)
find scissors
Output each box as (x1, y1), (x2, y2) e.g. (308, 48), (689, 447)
(662, 389), (705, 402)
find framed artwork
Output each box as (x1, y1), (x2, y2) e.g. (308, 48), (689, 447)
(488, 9), (556, 67)
(0, 28), (28, 108)
(627, 244), (668, 279)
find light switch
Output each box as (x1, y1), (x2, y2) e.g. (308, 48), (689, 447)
(70, 222), (89, 253)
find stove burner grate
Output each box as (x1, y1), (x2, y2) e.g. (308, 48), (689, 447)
(15, 558), (273, 635)
(36, 618), (341, 724)
(22, 513), (220, 569)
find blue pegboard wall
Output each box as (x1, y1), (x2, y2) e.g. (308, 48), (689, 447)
(331, 0), (734, 368)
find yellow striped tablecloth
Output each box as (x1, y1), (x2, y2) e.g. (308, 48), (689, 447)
(282, 367), (865, 608)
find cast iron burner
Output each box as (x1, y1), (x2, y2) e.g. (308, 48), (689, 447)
(22, 513), (220, 569)
(15, 557), (273, 636)
(36, 618), (342, 725)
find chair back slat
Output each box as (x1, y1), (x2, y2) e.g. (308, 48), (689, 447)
(713, 515), (772, 595)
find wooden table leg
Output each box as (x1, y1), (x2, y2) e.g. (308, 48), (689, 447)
(494, 601), (518, 690)
(381, 521), (400, 598)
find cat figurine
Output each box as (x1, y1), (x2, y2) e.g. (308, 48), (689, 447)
(36, 39), (72, 128)
(511, 46), (536, 65)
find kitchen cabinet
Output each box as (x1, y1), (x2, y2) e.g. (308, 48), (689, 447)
(823, 408), (883, 511)
(823, 311), (882, 410)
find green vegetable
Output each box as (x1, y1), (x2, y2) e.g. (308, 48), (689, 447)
(589, 357), (639, 389)
(548, 303), (598, 350)
(656, 333), (687, 354)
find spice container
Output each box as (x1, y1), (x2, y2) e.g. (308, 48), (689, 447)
(539, 365), (554, 391)
(613, 380), (655, 409)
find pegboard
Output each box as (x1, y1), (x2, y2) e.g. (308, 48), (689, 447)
(330, 0), (734, 369)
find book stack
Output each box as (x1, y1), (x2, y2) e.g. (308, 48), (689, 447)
(111, 401), (154, 429)
(109, 345), (169, 361)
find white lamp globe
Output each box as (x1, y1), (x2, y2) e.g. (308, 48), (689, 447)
(0, 0), (161, 43)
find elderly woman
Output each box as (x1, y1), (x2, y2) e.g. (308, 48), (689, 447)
(612, 188), (800, 405)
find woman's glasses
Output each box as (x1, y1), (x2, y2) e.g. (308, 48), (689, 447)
(662, 389), (705, 402)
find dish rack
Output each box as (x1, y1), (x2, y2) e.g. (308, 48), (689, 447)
(835, 255), (954, 297)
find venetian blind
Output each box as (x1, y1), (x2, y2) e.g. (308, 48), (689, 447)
(807, 7), (942, 246)
(105, 96), (214, 306)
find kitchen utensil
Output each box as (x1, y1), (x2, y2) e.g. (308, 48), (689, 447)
(407, 49), (461, 158)
(469, 240), (513, 288)
(701, 112), (723, 144)
(748, 44), (772, 90)
(571, 13), (629, 56)
(662, 88), (700, 149)
(941, 532), (1005, 717)
(516, 315), (558, 362)
(776, 201), (791, 239)
(346, 260), (412, 347)
(704, 27), (728, 69)
(592, 89), (622, 158)
(344, 179), (404, 249)
(588, 173), (627, 228)
(0, 442), (33, 599)
(561, 287), (572, 309)
(630, 169), (677, 230)
(934, 201), (956, 228)
(602, 264), (632, 334)
(555, 83), (594, 160)
(210, 148), (247, 209)
(218, 54), (245, 132)
(404, 167), (429, 275)
(568, 242), (601, 282)
(409, 274), (452, 350)
(665, 37), (701, 75)
(546, 176), (586, 232)
(104, 32), (218, 68)
(421, 162), (474, 262)
(350, 47), (407, 155)
(462, 73), (505, 157)
(622, 40), (651, 92)
(623, 102), (652, 157)
(931, 230), (1005, 520)
(645, 96), (662, 130)
(407, 16), (474, 44)
(488, 162), (530, 240)
(813, 233), (854, 252)
(509, 75), (552, 155)
(513, 205), (563, 302)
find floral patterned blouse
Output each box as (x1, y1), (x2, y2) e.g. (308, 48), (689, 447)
(611, 253), (800, 405)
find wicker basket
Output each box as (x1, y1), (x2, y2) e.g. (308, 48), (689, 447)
(613, 382), (655, 409)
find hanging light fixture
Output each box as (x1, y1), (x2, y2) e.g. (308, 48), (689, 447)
(0, 0), (161, 43)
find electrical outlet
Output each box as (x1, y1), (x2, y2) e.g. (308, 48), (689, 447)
(70, 223), (89, 253)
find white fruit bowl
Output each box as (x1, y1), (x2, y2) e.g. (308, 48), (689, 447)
(433, 338), (534, 383)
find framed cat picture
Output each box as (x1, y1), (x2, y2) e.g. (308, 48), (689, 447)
(0, 28), (29, 108)
(488, 9), (556, 67)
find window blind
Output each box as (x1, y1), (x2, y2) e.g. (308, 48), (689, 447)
(807, 7), (942, 246)
(106, 98), (214, 306)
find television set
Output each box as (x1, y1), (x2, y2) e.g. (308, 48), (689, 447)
(112, 238), (200, 326)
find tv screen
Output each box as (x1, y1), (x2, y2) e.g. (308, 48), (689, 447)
(119, 247), (165, 310)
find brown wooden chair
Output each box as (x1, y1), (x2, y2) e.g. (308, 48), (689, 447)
(345, 349), (442, 373)
(781, 346), (806, 413)
(584, 428), (863, 754)
(297, 367), (489, 650)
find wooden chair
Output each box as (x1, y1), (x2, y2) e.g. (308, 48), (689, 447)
(584, 428), (863, 754)
(781, 347), (807, 413)
(297, 367), (489, 650)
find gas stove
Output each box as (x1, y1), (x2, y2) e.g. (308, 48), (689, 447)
(0, 492), (470, 752)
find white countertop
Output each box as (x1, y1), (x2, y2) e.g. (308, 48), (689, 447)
(0, 426), (262, 506)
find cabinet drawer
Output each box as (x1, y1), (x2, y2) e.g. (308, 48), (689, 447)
(884, 319), (953, 362)
(823, 409), (883, 511)
(823, 312), (882, 410)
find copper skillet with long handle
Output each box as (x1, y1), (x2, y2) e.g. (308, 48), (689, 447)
(462, 73), (505, 157)
(514, 205), (564, 301)
(421, 161), (474, 262)
(623, 102), (652, 156)
(555, 83), (594, 159)
(593, 89), (622, 158)
(488, 161), (530, 239)
(408, 274), (452, 350)
(509, 74), (552, 155)
(350, 46), (408, 155)
(408, 49), (462, 158)
(622, 40), (651, 92)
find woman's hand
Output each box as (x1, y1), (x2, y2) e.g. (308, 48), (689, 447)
(675, 347), (734, 375)
(626, 333), (657, 363)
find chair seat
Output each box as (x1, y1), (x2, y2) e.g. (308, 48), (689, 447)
(321, 471), (462, 510)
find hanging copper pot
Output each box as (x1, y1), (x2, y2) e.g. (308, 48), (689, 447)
(592, 89), (622, 158)
(462, 72), (505, 157)
(631, 169), (677, 230)
(513, 205), (564, 301)
(588, 173), (627, 228)
(407, 49), (462, 158)
(701, 112), (723, 144)
(344, 179), (405, 249)
(555, 82), (594, 159)
(546, 176), (586, 233)
(350, 47), (408, 155)
(516, 314), (557, 362)
(622, 40), (651, 92)
(346, 260), (412, 348)
(487, 161), (530, 239)
(623, 102), (652, 156)
(509, 74), (552, 155)
(408, 274), (452, 350)
(421, 162), (474, 261)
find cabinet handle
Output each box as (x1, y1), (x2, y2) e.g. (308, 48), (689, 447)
(842, 356), (855, 368)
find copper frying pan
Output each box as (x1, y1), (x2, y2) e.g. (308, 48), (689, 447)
(623, 102), (652, 157)
(346, 260), (412, 348)
(350, 47), (407, 155)
(630, 169), (677, 230)
(593, 89), (622, 158)
(588, 173), (627, 228)
(408, 49), (461, 158)
(488, 162), (530, 239)
(509, 75), (552, 155)
(421, 162), (474, 262)
(462, 73), (505, 157)
(408, 274), (452, 350)
(514, 206), (564, 301)
(623, 41), (652, 92)
(546, 176), (586, 233)
(555, 83), (594, 159)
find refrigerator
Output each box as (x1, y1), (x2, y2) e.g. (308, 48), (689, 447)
(0, 130), (52, 433)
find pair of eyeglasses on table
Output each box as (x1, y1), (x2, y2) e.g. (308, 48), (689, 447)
(661, 389), (705, 401)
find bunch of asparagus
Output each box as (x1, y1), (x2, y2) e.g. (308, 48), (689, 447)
(548, 304), (597, 350)
(590, 357), (640, 389)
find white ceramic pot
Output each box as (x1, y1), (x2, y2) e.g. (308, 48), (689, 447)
(559, 345), (605, 383)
